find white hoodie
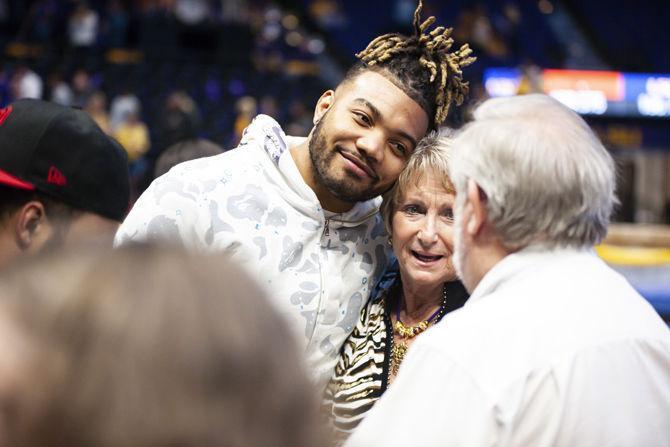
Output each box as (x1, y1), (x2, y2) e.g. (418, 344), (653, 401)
(115, 115), (391, 384)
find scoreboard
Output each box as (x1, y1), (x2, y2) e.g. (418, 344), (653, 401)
(484, 68), (670, 118)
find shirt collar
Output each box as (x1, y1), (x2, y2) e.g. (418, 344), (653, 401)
(467, 245), (595, 305)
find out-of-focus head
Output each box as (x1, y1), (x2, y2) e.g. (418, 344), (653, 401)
(450, 93), (617, 252)
(154, 138), (224, 179)
(382, 130), (458, 286)
(0, 245), (320, 447)
(0, 99), (130, 270)
(307, 0), (474, 210)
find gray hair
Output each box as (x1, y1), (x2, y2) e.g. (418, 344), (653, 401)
(382, 128), (455, 234)
(450, 94), (617, 250)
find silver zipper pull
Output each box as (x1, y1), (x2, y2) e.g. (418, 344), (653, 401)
(323, 218), (330, 237)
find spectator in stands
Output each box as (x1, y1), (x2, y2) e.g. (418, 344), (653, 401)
(46, 71), (73, 106)
(346, 94), (670, 446)
(84, 90), (111, 134)
(19, 0), (59, 44)
(113, 110), (150, 163)
(285, 99), (312, 137)
(154, 138), (224, 179)
(174, 0), (211, 26)
(154, 90), (201, 154)
(71, 68), (93, 108)
(0, 99), (129, 271)
(233, 95), (257, 144)
(0, 244), (323, 447)
(9, 65), (42, 100)
(68, 0), (99, 49)
(103, 0), (129, 48)
(109, 86), (140, 131)
(116, 0), (475, 386)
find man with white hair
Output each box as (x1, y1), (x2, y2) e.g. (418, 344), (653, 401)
(346, 94), (670, 446)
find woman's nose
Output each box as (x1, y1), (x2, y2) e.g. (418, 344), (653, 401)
(418, 217), (438, 245)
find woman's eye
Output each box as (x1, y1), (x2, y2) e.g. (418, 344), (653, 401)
(442, 208), (454, 221)
(402, 205), (421, 215)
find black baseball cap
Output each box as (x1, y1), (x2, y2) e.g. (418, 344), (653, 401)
(0, 99), (130, 222)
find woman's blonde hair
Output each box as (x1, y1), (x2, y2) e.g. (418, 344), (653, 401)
(381, 129), (455, 234)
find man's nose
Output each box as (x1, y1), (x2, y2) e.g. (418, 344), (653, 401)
(356, 131), (385, 164)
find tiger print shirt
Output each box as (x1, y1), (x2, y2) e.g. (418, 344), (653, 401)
(322, 263), (469, 438)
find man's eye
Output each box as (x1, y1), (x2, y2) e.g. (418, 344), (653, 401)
(391, 142), (407, 156)
(354, 112), (371, 126)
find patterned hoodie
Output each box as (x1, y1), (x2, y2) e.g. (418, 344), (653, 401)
(115, 115), (391, 385)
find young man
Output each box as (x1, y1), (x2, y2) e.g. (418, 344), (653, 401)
(116, 1), (474, 384)
(0, 99), (130, 270)
(347, 94), (670, 445)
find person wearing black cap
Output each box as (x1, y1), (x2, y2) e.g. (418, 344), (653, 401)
(0, 99), (130, 270)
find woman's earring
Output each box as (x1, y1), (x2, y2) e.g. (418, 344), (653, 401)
(387, 236), (392, 246)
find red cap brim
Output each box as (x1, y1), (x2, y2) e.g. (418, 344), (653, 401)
(0, 169), (35, 190)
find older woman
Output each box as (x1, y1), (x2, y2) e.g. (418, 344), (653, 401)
(323, 132), (469, 435)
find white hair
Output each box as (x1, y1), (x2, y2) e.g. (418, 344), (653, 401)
(450, 94), (617, 250)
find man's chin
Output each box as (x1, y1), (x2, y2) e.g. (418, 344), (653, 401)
(322, 175), (379, 204)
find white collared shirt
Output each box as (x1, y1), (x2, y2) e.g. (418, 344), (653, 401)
(346, 247), (670, 446)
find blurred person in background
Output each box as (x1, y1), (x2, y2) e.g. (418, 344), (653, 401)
(0, 99), (129, 271)
(113, 109), (150, 163)
(0, 244), (323, 447)
(9, 65), (42, 100)
(153, 90), (201, 156)
(323, 131), (469, 437)
(70, 68), (93, 108)
(109, 86), (140, 131)
(285, 99), (312, 137)
(45, 71), (73, 106)
(116, 0), (475, 385)
(68, 0), (99, 50)
(346, 94), (670, 446)
(232, 95), (257, 144)
(103, 0), (129, 48)
(154, 138), (224, 179)
(84, 90), (111, 134)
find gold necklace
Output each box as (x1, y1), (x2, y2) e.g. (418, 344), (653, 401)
(390, 285), (447, 377)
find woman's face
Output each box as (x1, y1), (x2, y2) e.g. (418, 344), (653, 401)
(391, 172), (457, 289)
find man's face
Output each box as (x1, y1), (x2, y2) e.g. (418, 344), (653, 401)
(309, 71), (429, 204)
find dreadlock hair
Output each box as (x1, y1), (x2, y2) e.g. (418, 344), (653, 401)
(345, 0), (475, 130)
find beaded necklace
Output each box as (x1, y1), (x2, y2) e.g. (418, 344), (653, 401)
(390, 284), (448, 376)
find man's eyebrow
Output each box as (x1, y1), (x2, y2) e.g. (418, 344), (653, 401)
(352, 98), (418, 148)
(353, 98), (381, 120)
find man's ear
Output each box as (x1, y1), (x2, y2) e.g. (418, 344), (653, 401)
(313, 90), (334, 125)
(15, 201), (48, 250)
(465, 179), (488, 237)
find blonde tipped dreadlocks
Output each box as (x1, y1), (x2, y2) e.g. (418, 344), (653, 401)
(355, 0), (475, 125)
